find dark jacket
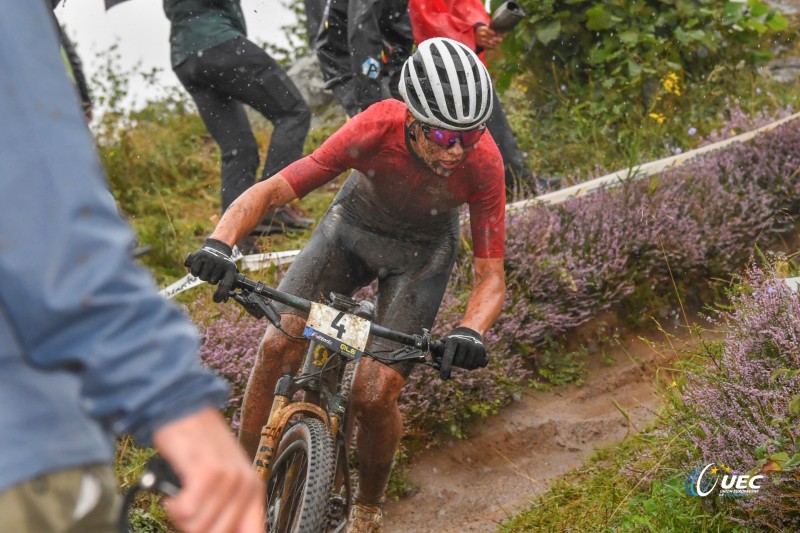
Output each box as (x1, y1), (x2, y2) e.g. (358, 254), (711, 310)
(163, 0), (246, 67)
(315, 0), (414, 114)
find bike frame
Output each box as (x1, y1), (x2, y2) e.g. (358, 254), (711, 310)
(229, 273), (443, 531)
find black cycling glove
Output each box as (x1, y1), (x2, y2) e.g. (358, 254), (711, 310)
(184, 238), (238, 303)
(439, 327), (488, 380)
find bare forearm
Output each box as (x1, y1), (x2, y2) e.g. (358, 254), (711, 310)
(210, 175), (297, 246)
(459, 258), (505, 335)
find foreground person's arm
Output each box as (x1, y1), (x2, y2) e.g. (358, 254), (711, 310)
(154, 409), (264, 533)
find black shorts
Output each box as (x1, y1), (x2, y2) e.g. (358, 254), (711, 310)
(275, 208), (459, 377)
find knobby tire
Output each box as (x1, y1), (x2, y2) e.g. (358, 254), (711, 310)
(266, 417), (336, 533)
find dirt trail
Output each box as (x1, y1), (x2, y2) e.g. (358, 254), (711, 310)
(383, 323), (706, 533)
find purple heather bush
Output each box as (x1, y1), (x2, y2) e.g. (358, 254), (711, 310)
(190, 105), (800, 440)
(673, 264), (800, 529)
(193, 299), (263, 431)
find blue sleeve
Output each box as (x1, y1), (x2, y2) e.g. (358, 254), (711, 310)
(0, 1), (229, 445)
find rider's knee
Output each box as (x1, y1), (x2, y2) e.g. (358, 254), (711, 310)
(256, 315), (307, 367)
(350, 364), (405, 417)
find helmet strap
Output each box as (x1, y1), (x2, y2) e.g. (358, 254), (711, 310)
(404, 121), (431, 169)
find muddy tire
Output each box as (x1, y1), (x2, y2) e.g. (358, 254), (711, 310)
(266, 417), (336, 533)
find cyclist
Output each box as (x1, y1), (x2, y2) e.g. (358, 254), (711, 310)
(186, 37), (507, 532)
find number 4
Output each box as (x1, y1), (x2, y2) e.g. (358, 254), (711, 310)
(331, 311), (347, 339)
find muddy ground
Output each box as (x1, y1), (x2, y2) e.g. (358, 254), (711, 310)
(383, 318), (715, 533)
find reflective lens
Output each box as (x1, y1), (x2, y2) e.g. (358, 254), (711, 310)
(421, 124), (486, 149)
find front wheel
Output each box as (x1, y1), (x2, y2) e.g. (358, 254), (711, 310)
(266, 417), (336, 533)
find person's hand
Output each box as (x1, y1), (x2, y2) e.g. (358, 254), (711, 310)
(475, 25), (504, 50)
(153, 408), (264, 533)
(439, 327), (488, 379)
(184, 238), (238, 302)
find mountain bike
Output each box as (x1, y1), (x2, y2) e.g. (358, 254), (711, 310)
(228, 273), (446, 533)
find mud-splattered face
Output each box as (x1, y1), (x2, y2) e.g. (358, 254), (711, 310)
(405, 112), (473, 177)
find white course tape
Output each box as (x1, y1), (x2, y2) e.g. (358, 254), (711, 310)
(507, 110), (800, 214)
(162, 111), (800, 298)
(782, 277), (800, 292)
(160, 248), (300, 298)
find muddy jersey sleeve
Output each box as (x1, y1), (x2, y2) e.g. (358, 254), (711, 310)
(467, 140), (506, 259)
(280, 103), (391, 198)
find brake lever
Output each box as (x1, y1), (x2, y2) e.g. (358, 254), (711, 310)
(375, 345), (427, 364)
(421, 333), (448, 380)
(230, 291), (282, 328)
(409, 331), (446, 376)
(139, 456), (181, 496)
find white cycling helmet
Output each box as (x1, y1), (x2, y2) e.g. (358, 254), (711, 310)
(399, 37), (493, 131)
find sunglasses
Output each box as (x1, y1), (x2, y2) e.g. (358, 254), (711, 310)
(419, 122), (486, 149)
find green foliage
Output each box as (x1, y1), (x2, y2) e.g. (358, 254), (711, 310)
(499, 0), (788, 131)
(529, 337), (588, 389)
(385, 445), (418, 500)
(499, 428), (737, 532)
(115, 438), (172, 533)
(259, 0), (310, 64)
(127, 505), (172, 533)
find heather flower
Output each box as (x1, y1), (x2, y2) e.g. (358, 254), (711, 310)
(672, 264), (800, 529)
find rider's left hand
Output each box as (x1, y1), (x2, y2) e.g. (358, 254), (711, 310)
(442, 327), (488, 373)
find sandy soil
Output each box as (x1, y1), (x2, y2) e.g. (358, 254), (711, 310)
(382, 320), (712, 533)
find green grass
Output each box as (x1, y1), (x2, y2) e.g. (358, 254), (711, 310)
(115, 437), (172, 531)
(498, 425), (746, 533)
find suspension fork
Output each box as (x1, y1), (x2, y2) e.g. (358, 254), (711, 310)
(253, 341), (332, 480)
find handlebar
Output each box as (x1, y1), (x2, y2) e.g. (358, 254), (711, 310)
(229, 274), (452, 378)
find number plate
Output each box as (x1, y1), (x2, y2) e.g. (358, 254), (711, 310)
(304, 302), (371, 359)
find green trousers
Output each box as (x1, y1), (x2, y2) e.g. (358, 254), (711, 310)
(0, 464), (120, 533)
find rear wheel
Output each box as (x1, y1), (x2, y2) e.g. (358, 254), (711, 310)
(266, 417), (336, 533)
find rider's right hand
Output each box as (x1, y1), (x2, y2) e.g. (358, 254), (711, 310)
(184, 238), (238, 303)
